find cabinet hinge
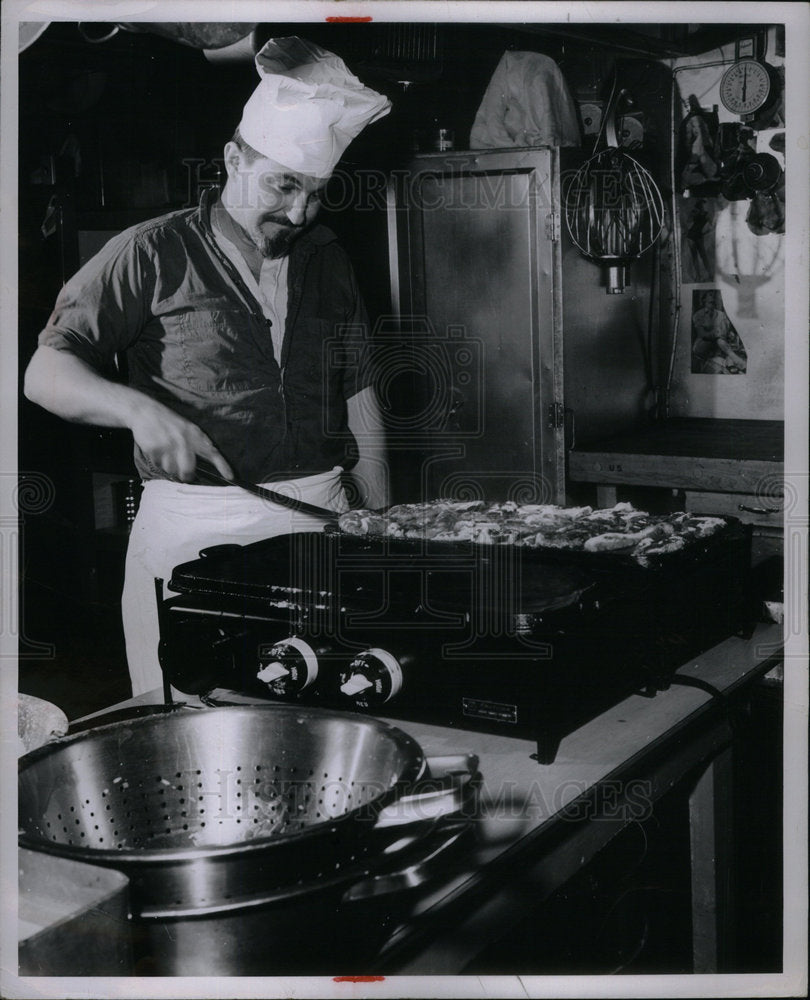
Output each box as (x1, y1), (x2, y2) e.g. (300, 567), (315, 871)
(547, 402), (565, 428)
(545, 212), (561, 242)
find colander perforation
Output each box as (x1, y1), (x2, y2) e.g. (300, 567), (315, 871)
(20, 706), (424, 857)
(32, 766), (387, 849)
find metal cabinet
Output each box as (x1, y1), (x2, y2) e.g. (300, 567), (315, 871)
(386, 147), (655, 505)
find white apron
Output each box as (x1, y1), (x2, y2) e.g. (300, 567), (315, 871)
(122, 468), (347, 696)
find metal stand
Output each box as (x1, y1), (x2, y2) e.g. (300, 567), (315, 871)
(689, 744), (735, 972)
(154, 577), (173, 706)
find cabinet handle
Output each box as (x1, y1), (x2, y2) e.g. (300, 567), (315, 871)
(738, 503), (780, 515)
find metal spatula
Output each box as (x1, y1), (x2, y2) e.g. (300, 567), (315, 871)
(195, 462), (339, 521)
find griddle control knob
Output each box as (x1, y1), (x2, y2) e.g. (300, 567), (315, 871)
(339, 648), (404, 708)
(257, 661), (289, 684)
(257, 637), (319, 698)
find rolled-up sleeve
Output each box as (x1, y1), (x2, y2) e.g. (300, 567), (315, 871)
(339, 258), (375, 401)
(38, 229), (153, 371)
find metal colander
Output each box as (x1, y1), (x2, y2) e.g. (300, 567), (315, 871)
(19, 704), (424, 852)
(19, 704), (427, 911)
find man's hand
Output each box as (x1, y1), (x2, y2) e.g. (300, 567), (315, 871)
(24, 346), (233, 482)
(130, 400), (234, 482)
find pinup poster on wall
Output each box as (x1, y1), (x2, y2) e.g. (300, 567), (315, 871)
(690, 289), (747, 375)
(680, 196), (718, 283)
(677, 98), (720, 194)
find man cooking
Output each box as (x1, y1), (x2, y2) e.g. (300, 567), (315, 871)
(23, 37), (391, 697)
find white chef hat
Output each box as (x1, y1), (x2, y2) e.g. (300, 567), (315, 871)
(237, 36), (391, 178)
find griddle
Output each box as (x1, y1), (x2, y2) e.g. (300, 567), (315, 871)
(161, 518), (752, 762)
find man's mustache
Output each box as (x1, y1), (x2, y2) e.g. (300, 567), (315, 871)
(259, 212), (297, 229)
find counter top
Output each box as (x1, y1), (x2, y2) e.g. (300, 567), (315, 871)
(72, 621), (782, 974)
(369, 622), (781, 971)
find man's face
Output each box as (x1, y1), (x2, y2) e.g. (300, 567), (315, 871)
(227, 149), (329, 258)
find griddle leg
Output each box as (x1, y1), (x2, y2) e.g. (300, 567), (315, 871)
(530, 731), (561, 765)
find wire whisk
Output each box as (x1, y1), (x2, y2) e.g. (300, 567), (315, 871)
(563, 80), (665, 294)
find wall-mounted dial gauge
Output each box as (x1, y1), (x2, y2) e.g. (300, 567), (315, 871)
(719, 59), (772, 117)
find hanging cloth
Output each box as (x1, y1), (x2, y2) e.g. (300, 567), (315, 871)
(470, 50), (581, 149)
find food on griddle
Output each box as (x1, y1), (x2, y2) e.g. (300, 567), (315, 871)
(337, 501), (726, 565)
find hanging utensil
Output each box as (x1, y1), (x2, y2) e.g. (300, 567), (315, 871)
(564, 77), (665, 294)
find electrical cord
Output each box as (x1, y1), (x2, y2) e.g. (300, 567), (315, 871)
(668, 673), (748, 744)
(602, 904), (650, 974)
(645, 239), (660, 405)
(664, 72), (684, 419)
(592, 70), (619, 152)
(669, 673), (727, 700)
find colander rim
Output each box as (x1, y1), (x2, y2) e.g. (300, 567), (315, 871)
(18, 703), (426, 862)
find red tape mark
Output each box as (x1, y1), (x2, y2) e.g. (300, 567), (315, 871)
(325, 16), (373, 22)
(333, 976), (386, 982)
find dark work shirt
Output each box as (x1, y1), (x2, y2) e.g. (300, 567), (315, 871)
(39, 189), (373, 483)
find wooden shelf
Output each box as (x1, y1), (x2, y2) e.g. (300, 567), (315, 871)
(568, 418), (784, 495)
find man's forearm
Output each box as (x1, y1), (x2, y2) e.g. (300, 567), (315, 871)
(24, 345), (146, 428)
(346, 386), (389, 509)
(350, 450), (388, 510)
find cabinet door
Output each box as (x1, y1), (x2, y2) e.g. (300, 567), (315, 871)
(388, 148), (564, 503)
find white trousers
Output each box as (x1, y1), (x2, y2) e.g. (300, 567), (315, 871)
(121, 469), (348, 696)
